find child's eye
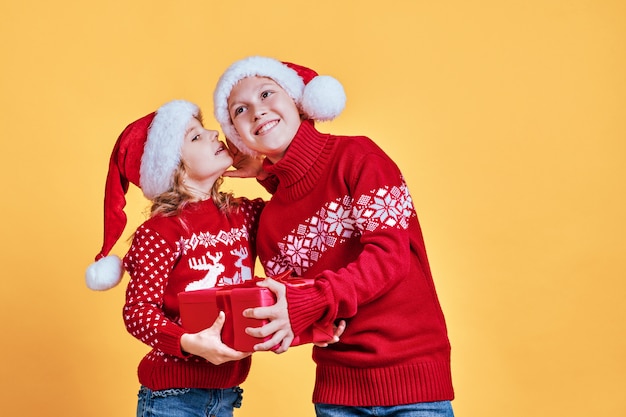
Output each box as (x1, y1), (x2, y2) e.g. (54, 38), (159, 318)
(261, 90), (272, 99)
(191, 134), (200, 141)
(233, 106), (245, 117)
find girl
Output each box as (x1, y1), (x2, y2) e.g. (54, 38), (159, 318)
(86, 100), (264, 417)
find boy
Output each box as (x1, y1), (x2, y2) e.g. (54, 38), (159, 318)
(214, 56), (455, 416)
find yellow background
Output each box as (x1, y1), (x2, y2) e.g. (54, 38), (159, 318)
(1, 1), (624, 416)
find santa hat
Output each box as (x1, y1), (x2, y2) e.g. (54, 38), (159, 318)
(213, 56), (346, 155)
(85, 100), (200, 291)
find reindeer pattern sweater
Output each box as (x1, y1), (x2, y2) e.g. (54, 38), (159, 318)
(122, 197), (264, 390)
(258, 121), (454, 406)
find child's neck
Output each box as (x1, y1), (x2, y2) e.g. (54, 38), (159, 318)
(185, 180), (217, 202)
(188, 189), (212, 202)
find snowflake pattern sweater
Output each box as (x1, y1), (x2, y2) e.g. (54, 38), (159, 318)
(122, 197), (264, 390)
(258, 121), (454, 406)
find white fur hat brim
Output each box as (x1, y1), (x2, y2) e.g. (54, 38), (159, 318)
(213, 56), (346, 156)
(140, 100), (200, 199)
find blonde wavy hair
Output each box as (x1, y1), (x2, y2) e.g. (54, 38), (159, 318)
(149, 161), (237, 219)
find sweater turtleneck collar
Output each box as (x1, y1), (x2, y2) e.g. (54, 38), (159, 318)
(263, 120), (334, 200)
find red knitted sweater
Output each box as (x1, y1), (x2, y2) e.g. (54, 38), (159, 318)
(122, 197), (264, 390)
(258, 121), (454, 406)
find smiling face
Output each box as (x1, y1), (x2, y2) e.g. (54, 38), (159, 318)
(227, 76), (302, 163)
(180, 117), (233, 197)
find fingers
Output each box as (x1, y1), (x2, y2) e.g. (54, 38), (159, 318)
(244, 319), (293, 353)
(210, 311), (226, 332)
(313, 319), (347, 347)
(242, 304), (274, 320)
(335, 319), (347, 338)
(222, 164), (262, 179)
(225, 137), (241, 153)
(243, 311), (294, 352)
(209, 333), (255, 363)
(218, 345), (253, 361)
(254, 329), (294, 353)
(240, 278), (293, 352)
(256, 277), (286, 297)
(272, 336), (293, 354)
(209, 348), (252, 365)
(222, 169), (247, 178)
(242, 279), (286, 320)
(244, 304), (288, 340)
(257, 277), (279, 289)
(224, 138), (264, 179)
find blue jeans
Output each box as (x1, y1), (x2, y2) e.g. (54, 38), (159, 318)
(136, 386), (243, 417)
(315, 401), (454, 417)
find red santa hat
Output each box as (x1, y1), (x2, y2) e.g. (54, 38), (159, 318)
(213, 56), (346, 156)
(85, 100), (200, 291)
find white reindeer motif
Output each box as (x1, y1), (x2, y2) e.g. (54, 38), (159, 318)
(185, 251), (224, 291)
(222, 247), (252, 285)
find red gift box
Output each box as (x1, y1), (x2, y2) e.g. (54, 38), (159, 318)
(178, 274), (334, 352)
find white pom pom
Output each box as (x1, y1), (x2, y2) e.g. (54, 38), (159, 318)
(85, 255), (124, 291)
(301, 75), (346, 121)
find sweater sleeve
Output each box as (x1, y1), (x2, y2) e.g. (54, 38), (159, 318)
(122, 225), (187, 358)
(239, 197), (265, 269)
(286, 149), (417, 335)
(257, 172), (279, 194)
(257, 158), (279, 194)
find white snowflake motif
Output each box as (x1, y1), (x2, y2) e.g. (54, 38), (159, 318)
(186, 234), (200, 251)
(176, 238), (185, 256)
(181, 226), (248, 251)
(198, 231), (218, 247)
(370, 190), (402, 227)
(307, 216), (329, 252)
(285, 235), (311, 273)
(402, 195), (414, 218)
(265, 257), (293, 277)
(323, 201), (355, 239)
(351, 206), (370, 232)
(397, 186), (415, 228)
(266, 181), (416, 276)
(216, 230), (233, 245)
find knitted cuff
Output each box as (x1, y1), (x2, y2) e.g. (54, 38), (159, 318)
(257, 173), (279, 195)
(158, 324), (189, 358)
(285, 283), (327, 337)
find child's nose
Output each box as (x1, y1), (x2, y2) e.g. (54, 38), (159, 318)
(253, 106), (267, 120)
(206, 129), (219, 141)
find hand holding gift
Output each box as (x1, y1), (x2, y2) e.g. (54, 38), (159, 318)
(242, 277), (347, 353)
(180, 311), (252, 363)
(178, 271), (338, 352)
(242, 276), (294, 353)
(313, 319), (347, 348)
